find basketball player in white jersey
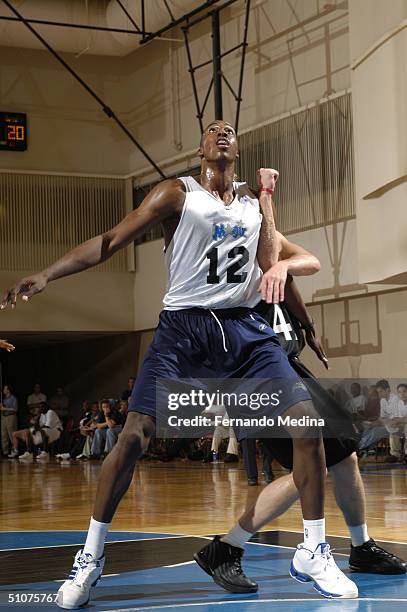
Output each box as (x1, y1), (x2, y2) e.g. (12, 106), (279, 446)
(2, 120), (358, 606)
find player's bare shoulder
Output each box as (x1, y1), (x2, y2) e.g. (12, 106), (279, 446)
(145, 178), (186, 218)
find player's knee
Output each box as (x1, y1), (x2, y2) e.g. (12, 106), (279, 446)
(284, 400), (323, 440)
(118, 413), (154, 456)
(117, 429), (143, 456)
(292, 435), (322, 454)
(329, 451), (358, 476)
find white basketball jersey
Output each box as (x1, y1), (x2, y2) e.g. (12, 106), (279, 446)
(163, 176), (262, 310)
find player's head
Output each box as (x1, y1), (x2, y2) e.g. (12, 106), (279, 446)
(198, 120), (238, 164)
(376, 379), (390, 399)
(397, 383), (407, 402)
(350, 382), (361, 397)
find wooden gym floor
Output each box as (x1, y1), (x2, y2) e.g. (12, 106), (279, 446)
(1, 457), (407, 611)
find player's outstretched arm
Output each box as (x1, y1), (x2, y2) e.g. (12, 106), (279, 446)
(259, 232), (321, 304)
(284, 277), (328, 369)
(1, 179), (185, 309)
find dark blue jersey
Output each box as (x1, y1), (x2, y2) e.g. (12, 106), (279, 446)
(254, 300), (305, 358)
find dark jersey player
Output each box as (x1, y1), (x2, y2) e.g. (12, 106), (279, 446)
(194, 275), (406, 594)
(2, 121), (358, 607)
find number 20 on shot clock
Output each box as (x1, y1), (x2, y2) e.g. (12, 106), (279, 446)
(0, 112), (27, 151)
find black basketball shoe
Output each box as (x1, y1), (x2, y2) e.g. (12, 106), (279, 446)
(194, 535), (258, 593)
(349, 538), (406, 574)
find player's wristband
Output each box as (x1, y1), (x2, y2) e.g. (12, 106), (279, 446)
(259, 187), (274, 195)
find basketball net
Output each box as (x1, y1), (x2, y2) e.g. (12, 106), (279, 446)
(348, 354), (362, 379)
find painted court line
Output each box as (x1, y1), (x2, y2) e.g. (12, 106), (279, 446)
(104, 599), (407, 611)
(267, 528), (407, 547)
(0, 534), (192, 552)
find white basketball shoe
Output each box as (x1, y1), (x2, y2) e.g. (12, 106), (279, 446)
(18, 451), (34, 463)
(56, 549), (105, 609)
(290, 542), (358, 598)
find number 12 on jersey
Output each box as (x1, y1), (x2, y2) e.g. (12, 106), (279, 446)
(206, 246), (249, 284)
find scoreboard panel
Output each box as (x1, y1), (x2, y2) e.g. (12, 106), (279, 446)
(0, 112), (27, 151)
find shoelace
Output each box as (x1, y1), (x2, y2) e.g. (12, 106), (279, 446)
(309, 544), (338, 574)
(68, 553), (94, 585)
(229, 548), (244, 575)
(368, 542), (398, 560)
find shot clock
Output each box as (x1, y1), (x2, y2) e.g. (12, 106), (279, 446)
(0, 112), (27, 151)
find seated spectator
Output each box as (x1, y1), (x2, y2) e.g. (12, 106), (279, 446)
(396, 384), (407, 463)
(377, 379), (404, 462)
(78, 401), (105, 459)
(121, 377), (135, 401)
(27, 383), (47, 409)
(362, 386), (381, 420)
(345, 382), (367, 417)
(56, 400), (94, 461)
(90, 399), (125, 459)
(9, 402), (62, 463)
(1, 384), (18, 456)
(49, 386), (70, 425)
(118, 399), (129, 421)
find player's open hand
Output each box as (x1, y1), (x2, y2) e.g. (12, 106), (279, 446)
(305, 328), (329, 369)
(258, 261), (288, 304)
(1, 272), (48, 310)
(257, 168), (279, 193)
(0, 339), (15, 352)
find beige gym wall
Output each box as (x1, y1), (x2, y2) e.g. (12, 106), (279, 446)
(349, 0), (407, 285)
(1, 2), (406, 385)
(0, 2), (350, 177)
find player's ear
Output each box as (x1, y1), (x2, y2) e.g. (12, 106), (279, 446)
(197, 147), (204, 158)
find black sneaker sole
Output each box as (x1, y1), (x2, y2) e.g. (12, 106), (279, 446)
(193, 553), (258, 593)
(349, 563), (407, 575)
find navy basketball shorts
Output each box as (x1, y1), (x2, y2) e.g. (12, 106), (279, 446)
(129, 308), (311, 433)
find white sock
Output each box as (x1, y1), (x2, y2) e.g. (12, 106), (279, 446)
(303, 518), (325, 551)
(221, 523), (253, 550)
(83, 517), (111, 559)
(349, 523), (369, 547)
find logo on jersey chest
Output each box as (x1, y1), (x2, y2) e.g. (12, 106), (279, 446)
(212, 223), (247, 241)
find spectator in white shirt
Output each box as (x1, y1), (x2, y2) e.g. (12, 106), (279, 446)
(345, 382), (367, 417)
(27, 383), (47, 409)
(9, 402), (62, 463)
(377, 379), (403, 461)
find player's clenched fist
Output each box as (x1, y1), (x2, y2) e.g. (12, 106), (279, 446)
(257, 168), (279, 194)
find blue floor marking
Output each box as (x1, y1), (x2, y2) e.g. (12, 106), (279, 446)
(0, 531), (177, 550)
(1, 533), (407, 611)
